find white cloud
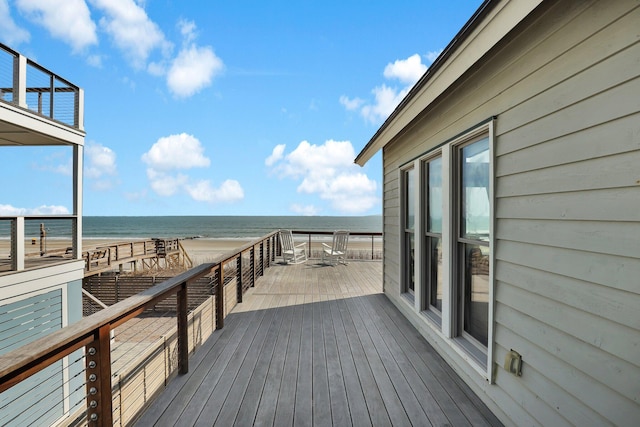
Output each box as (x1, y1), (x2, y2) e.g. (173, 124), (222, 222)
(342, 53), (429, 125)
(141, 133), (210, 171)
(265, 144), (285, 166)
(425, 49), (443, 64)
(33, 152), (72, 176)
(123, 189), (148, 202)
(185, 179), (244, 203)
(268, 140), (379, 214)
(290, 204), (320, 216)
(90, 0), (169, 68)
(0, 204), (69, 215)
(141, 133), (242, 204)
(86, 54), (103, 67)
(322, 173), (378, 213)
(146, 169), (188, 197)
(281, 140), (355, 178)
(0, 0), (30, 45)
(85, 142), (117, 179)
(167, 44), (223, 98)
(383, 54), (427, 85)
(360, 84), (410, 124)
(339, 95), (364, 111)
(147, 61), (165, 76)
(178, 18), (197, 44)
(17, 0), (97, 52)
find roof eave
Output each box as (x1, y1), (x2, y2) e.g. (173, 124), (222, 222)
(355, 0), (541, 166)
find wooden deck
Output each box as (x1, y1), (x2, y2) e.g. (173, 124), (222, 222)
(136, 260), (502, 427)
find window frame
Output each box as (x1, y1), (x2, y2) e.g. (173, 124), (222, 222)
(401, 166), (416, 297)
(452, 133), (492, 365)
(448, 123), (495, 379)
(397, 119), (495, 381)
(421, 154), (444, 324)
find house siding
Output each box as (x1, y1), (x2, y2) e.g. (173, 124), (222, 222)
(381, 0), (640, 425)
(0, 266), (85, 426)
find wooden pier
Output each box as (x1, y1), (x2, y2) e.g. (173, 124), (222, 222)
(82, 238), (192, 277)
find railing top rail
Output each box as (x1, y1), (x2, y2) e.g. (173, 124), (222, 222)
(290, 230), (382, 237)
(0, 215), (78, 220)
(0, 42), (19, 57)
(211, 230), (279, 265)
(0, 41), (80, 92)
(0, 261), (215, 392)
(25, 59), (79, 92)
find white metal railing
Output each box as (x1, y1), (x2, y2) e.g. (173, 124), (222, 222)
(0, 43), (83, 130)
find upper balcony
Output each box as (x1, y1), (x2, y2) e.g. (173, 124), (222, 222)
(0, 42), (84, 147)
(0, 43), (85, 275)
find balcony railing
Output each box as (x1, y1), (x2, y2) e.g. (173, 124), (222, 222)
(0, 215), (80, 274)
(291, 230), (383, 260)
(0, 43), (83, 130)
(0, 231), (279, 426)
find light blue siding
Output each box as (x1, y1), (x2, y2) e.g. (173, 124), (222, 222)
(0, 289), (64, 426)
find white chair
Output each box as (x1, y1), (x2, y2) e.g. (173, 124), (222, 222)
(322, 230), (349, 265)
(279, 230), (307, 264)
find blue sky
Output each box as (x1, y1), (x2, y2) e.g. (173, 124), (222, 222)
(1, 0), (482, 216)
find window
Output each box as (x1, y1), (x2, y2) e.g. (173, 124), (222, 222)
(398, 120), (493, 376)
(456, 136), (490, 351)
(403, 167), (415, 295)
(423, 156), (443, 314)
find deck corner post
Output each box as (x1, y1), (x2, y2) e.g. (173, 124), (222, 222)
(85, 325), (113, 426)
(177, 281), (189, 375)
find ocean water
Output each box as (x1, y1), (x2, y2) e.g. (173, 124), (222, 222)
(0, 216), (382, 241)
(82, 216), (382, 240)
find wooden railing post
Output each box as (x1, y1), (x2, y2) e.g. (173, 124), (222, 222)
(237, 255), (243, 303)
(215, 267), (224, 330)
(85, 325), (112, 426)
(177, 281), (188, 375)
(259, 242), (264, 277)
(266, 238), (270, 268)
(371, 235), (374, 260)
(251, 247), (256, 288)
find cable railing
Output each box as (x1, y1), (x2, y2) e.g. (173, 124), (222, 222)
(0, 231), (279, 426)
(291, 230), (383, 260)
(0, 215), (79, 274)
(0, 42), (82, 129)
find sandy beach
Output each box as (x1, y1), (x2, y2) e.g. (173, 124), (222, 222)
(1, 235), (382, 264)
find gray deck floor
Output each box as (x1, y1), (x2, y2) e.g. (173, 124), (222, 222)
(136, 260), (502, 427)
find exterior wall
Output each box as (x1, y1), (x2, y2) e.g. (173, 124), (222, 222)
(0, 262), (85, 425)
(382, 0), (640, 425)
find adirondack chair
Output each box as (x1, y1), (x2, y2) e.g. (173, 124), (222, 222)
(279, 230), (307, 264)
(322, 230), (349, 265)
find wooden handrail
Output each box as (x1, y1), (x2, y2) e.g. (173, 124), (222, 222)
(0, 262), (215, 393)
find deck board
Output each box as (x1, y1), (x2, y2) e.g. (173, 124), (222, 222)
(135, 260), (502, 427)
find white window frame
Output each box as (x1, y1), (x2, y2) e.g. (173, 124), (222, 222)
(446, 122), (495, 380)
(400, 166), (417, 299)
(420, 153), (444, 325)
(399, 120), (495, 381)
